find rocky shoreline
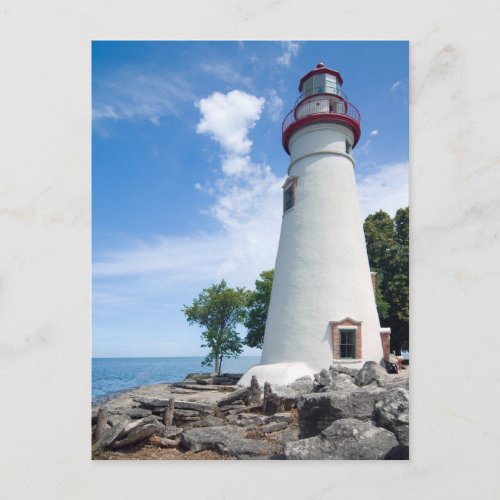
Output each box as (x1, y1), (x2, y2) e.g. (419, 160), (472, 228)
(92, 361), (409, 460)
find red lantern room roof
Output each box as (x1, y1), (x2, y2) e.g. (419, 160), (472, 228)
(298, 62), (344, 92)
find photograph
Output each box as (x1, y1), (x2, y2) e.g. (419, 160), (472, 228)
(91, 40), (409, 460)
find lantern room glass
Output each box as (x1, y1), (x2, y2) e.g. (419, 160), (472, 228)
(302, 74), (338, 98)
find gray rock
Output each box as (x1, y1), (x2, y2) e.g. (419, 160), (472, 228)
(173, 409), (200, 418)
(262, 421), (288, 433)
(354, 361), (389, 387)
(372, 387), (409, 432)
(133, 396), (214, 413)
(269, 385), (297, 410)
(192, 416), (225, 428)
(320, 373), (357, 392)
(263, 383), (286, 414)
(121, 415), (160, 437)
(133, 396), (172, 408)
(213, 376), (234, 384)
(172, 383), (218, 392)
(214, 438), (281, 459)
(226, 405), (251, 415)
(108, 414), (131, 427)
(271, 385), (298, 398)
(276, 428), (300, 443)
(296, 386), (386, 438)
(289, 376), (314, 394)
(162, 425), (184, 438)
(285, 418), (398, 460)
(91, 408), (99, 424)
(380, 376), (410, 391)
(94, 421), (128, 451)
(196, 378), (214, 385)
(314, 369), (332, 387)
(372, 387), (409, 454)
(112, 422), (164, 449)
(122, 407), (152, 419)
(174, 400), (215, 413)
(217, 387), (249, 406)
(331, 364), (359, 378)
(243, 375), (263, 406)
(181, 425), (244, 452)
(183, 372), (214, 381)
(236, 413), (269, 427)
(225, 414), (240, 425)
(151, 406), (169, 415)
(173, 408), (201, 423)
(270, 412), (293, 424)
(394, 424), (409, 449)
(169, 386), (201, 394)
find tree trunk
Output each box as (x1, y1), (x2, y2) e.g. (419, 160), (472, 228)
(217, 387), (249, 407)
(163, 398), (175, 426)
(214, 355), (221, 376)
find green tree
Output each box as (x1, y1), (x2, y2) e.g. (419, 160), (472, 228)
(183, 280), (249, 375)
(364, 207), (409, 354)
(244, 269), (274, 349)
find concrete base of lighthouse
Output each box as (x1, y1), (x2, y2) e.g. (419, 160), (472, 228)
(238, 361), (316, 387)
(238, 358), (375, 387)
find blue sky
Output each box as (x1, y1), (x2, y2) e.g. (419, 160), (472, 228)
(92, 41), (408, 358)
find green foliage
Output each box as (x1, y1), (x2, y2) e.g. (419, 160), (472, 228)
(364, 207), (409, 354)
(183, 280), (250, 375)
(244, 270), (274, 349)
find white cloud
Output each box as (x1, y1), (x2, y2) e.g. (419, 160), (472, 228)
(276, 41), (300, 67)
(195, 90), (265, 155)
(390, 80), (403, 92)
(266, 89), (284, 122)
(94, 89), (284, 301)
(356, 162), (409, 217)
(369, 129), (379, 137)
(221, 155), (253, 177)
(93, 68), (195, 124)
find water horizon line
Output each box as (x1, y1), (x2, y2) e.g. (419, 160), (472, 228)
(92, 354), (262, 360)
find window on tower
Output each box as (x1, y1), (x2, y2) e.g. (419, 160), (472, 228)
(346, 140), (352, 155)
(339, 329), (356, 359)
(283, 177), (297, 214)
(332, 318), (362, 360)
(284, 185), (294, 212)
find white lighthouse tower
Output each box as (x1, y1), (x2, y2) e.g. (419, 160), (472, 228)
(240, 63), (388, 387)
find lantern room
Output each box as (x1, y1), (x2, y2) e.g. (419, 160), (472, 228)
(298, 62), (344, 100)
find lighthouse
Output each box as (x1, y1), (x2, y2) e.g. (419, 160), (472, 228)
(240, 63), (388, 387)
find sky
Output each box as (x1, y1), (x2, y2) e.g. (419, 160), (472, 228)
(92, 41), (409, 358)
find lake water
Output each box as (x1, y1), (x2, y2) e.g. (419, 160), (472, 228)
(92, 356), (261, 401)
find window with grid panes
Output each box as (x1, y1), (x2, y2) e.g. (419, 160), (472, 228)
(339, 329), (356, 358)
